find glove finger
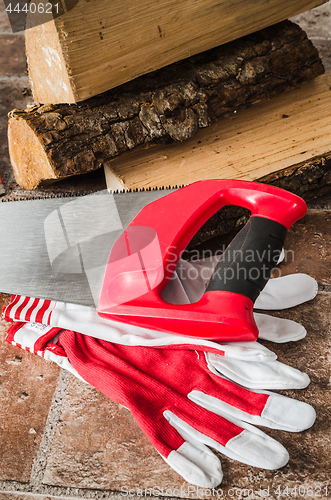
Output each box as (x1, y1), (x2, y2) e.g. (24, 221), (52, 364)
(189, 388), (316, 433)
(254, 312), (306, 342)
(206, 352), (310, 389)
(163, 433), (223, 488)
(255, 274), (318, 310)
(220, 341), (276, 362)
(132, 396), (225, 488)
(164, 410), (289, 470)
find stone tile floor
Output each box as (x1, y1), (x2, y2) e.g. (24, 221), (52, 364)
(0, 1), (330, 499)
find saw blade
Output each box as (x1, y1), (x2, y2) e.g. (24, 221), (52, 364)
(0, 188), (176, 307)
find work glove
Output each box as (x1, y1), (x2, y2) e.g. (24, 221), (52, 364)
(3, 267), (317, 349)
(3, 258), (317, 388)
(5, 320), (315, 488)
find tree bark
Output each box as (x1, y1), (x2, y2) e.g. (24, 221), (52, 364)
(8, 21), (324, 190)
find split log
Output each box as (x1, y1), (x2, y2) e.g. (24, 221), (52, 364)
(8, 21), (324, 190)
(25, 0), (327, 104)
(105, 73), (331, 202)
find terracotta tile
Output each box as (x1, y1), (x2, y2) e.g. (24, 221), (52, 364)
(245, 212), (331, 494)
(0, 0), (27, 33)
(312, 39), (331, 73)
(0, 293), (61, 482)
(0, 35), (26, 75)
(0, 0), (13, 32)
(277, 210), (331, 286)
(290, 2), (331, 42)
(308, 192), (331, 210)
(43, 377), (194, 496)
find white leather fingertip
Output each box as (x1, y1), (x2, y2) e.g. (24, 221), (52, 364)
(166, 443), (223, 488)
(255, 313), (307, 343)
(255, 274), (318, 310)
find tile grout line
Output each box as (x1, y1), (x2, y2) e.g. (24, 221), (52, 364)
(0, 31), (25, 34)
(29, 368), (72, 486)
(0, 481), (188, 500)
(0, 74), (29, 82)
(0, 488), (87, 500)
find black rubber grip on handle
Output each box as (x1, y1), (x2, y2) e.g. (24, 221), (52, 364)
(205, 216), (287, 302)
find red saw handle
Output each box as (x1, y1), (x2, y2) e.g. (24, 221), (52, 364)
(98, 179), (306, 341)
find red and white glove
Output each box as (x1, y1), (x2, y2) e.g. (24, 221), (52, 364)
(3, 266), (317, 389)
(3, 269), (317, 350)
(6, 321), (315, 488)
(2, 293), (281, 361)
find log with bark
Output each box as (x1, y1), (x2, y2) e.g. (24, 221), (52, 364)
(105, 73), (331, 202)
(25, 0), (327, 104)
(8, 21), (324, 190)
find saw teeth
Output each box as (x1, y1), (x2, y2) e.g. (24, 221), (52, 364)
(1, 184), (184, 203)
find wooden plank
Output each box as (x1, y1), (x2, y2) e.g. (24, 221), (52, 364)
(104, 73), (331, 199)
(25, 0), (327, 103)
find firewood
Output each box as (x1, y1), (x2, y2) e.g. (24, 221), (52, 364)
(8, 21), (324, 190)
(104, 73), (331, 202)
(108, 72), (331, 246)
(25, 0), (327, 104)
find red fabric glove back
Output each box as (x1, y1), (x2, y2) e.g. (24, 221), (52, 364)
(58, 330), (267, 457)
(6, 322), (316, 488)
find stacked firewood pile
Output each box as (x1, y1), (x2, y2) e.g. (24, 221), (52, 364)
(7, 0), (331, 197)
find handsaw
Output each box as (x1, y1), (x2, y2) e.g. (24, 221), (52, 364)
(0, 180), (306, 341)
(0, 188), (174, 306)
